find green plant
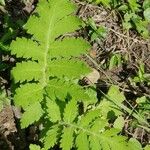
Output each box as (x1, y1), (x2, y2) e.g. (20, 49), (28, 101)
(136, 96), (150, 119)
(86, 18), (107, 41)
(143, 0), (150, 21)
(108, 53), (122, 70)
(0, 0), (5, 6)
(130, 62), (150, 85)
(86, 0), (150, 38)
(11, 0), (93, 124)
(10, 0), (150, 149)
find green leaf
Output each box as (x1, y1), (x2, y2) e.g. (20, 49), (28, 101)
(123, 13), (133, 30)
(90, 118), (108, 132)
(21, 102), (43, 128)
(52, 15), (81, 40)
(11, 0), (91, 132)
(128, 138), (143, 150)
(144, 145), (150, 150)
(63, 99), (78, 123)
(79, 109), (101, 127)
(46, 99), (61, 122)
(143, 0), (150, 9)
(89, 136), (102, 150)
(43, 125), (60, 149)
(96, 26), (107, 38)
(95, 0), (111, 8)
(136, 96), (147, 104)
(50, 38), (90, 58)
(14, 83), (43, 109)
(144, 8), (150, 21)
(48, 59), (90, 78)
(87, 18), (97, 30)
(60, 127), (74, 150)
(85, 87), (98, 104)
(107, 85), (125, 103)
(99, 139), (110, 150)
(109, 54), (122, 70)
(0, 0), (5, 6)
(46, 79), (90, 101)
(11, 61), (43, 83)
(100, 129), (128, 150)
(101, 128), (120, 137)
(25, 0), (78, 43)
(128, 0), (140, 12)
(98, 85), (125, 117)
(118, 4), (128, 11)
(11, 38), (44, 61)
(114, 116), (125, 131)
(29, 144), (41, 150)
(91, 25), (107, 41)
(76, 132), (89, 150)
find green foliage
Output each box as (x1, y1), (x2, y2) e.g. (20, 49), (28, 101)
(0, 0), (5, 6)
(108, 53), (122, 70)
(86, 0), (150, 38)
(40, 98), (142, 150)
(136, 96), (150, 121)
(98, 85), (125, 118)
(130, 62), (150, 84)
(29, 144), (42, 150)
(86, 18), (107, 41)
(11, 0), (91, 127)
(114, 116), (125, 130)
(143, 0), (150, 21)
(144, 145), (150, 150)
(0, 2), (26, 54)
(10, 0), (149, 149)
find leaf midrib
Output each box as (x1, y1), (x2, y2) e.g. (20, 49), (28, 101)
(42, 2), (57, 87)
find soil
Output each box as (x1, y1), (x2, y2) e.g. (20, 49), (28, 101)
(0, 0), (150, 149)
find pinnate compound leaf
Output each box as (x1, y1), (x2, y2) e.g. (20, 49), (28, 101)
(21, 102), (43, 128)
(60, 127), (74, 150)
(9, 0), (145, 149)
(25, 0), (79, 44)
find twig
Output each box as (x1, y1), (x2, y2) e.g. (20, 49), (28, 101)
(108, 27), (148, 44)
